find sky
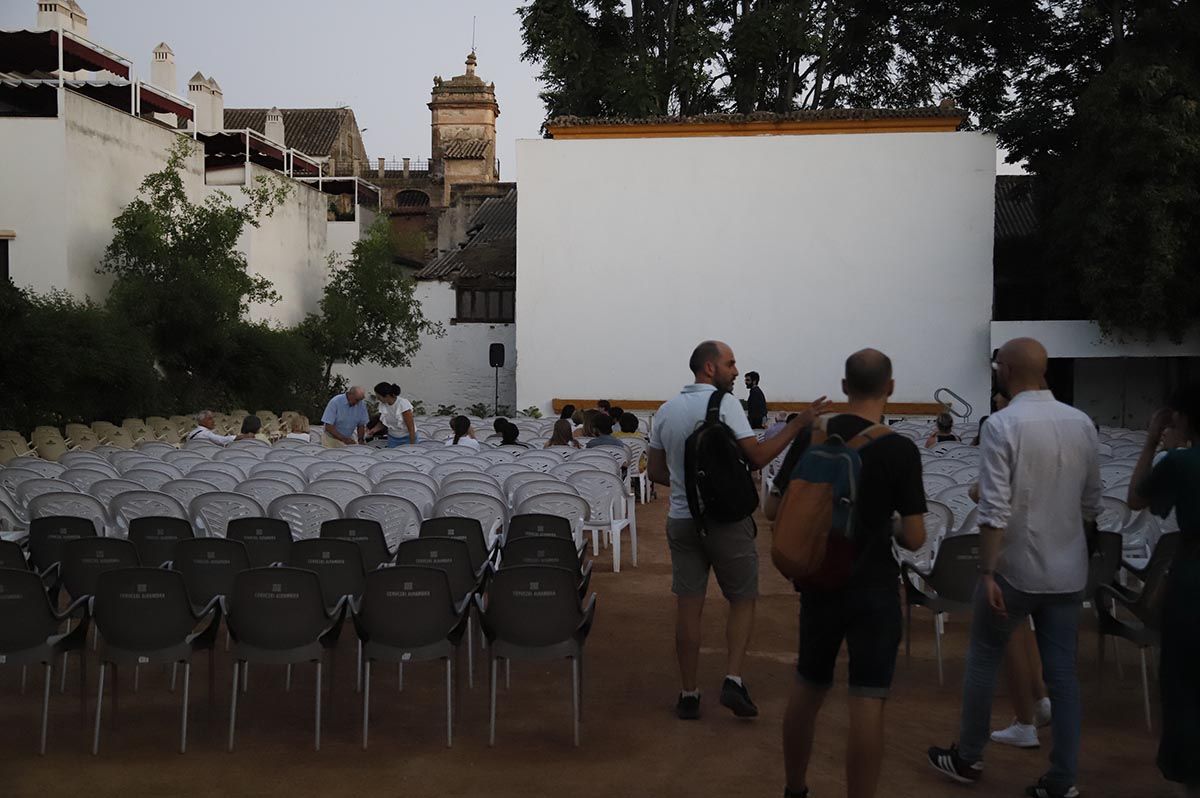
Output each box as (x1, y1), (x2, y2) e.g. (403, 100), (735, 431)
(0, 0), (1022, 176)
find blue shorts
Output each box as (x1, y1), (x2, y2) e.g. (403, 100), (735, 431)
(386, 434), (416, 448)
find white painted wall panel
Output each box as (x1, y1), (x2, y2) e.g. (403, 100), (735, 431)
(516, 132), (997, 414)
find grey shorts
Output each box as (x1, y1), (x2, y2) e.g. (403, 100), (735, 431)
(666, 516), (759, 601)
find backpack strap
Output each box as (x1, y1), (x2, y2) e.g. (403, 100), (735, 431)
(705, 388), (725, 423)
(810, 414), (831, 446)
(845, 424), (894, 451)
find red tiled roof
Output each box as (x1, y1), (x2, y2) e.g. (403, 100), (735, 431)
(223, 107), (350, 157)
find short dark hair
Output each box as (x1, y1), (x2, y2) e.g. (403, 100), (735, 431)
(936, 412), (954, 432)
(493, 418), (507, 433)
(240, 415), (262, 434)
(844, 349), (893, 398)
(560, 404), (576, 420)
(1168, 383), (1200, 436)
(746, 371), (760, 383)
(592, 413), (614, 435)
(619, 414), (639, 433)
(609, 406), (624, 421)
(373, 382), (400, 398)
(689, 340), (721, 374)
(500, 421), (520, 444)
(596, 399), (611, 411)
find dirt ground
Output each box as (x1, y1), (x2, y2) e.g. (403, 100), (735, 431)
(0, 497), (1169, 798)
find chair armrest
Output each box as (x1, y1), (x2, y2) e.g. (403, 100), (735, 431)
(159, 560), (173, 569)
(1096, 583), (1136, 611)
(54, 593), (92, 622)
(1121, 557), (1150, 579)
(193, 594), (223, 621)
(326, 594), (350, 621)
(15, 534), (30, 549)
(577, 592), (597, 637)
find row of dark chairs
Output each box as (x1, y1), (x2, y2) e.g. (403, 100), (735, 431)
(0, 513), (597, 754)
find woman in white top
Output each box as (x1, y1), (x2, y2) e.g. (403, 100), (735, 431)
(284, 415), (314, 442)
(443, 415), (480, 450)
(366, 382), (418, 447)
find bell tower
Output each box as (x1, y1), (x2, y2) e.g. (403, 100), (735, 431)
(429, 51), (500, 190)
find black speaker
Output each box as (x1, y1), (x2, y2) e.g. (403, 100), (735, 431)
(489, 343), (505, 368)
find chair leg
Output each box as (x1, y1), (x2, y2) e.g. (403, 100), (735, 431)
(314, 659), (322, 752)
(590, 528), (599, 557)
(92, 661), (105, 755)
(356, 641), (362, 694)
(1140, 648), (1152, 733)
(327, 649), (336, 724)
(398, 662), (404, 692)
(180, 661), (191, 754)
(571, 657), (580, 747)
(445, 658), (453, 748)
(627, 501), (638, 567)
(362, 660), (371, 751)
(133, 665), (139, 694)
(905, 604), (912, 660)
(208, 649), (215, 720)
(506, 658), (510, 689)
(611, 522), (621, 573)
(489, 656), (497, 747)
(467, 615), (474, 689)
(242, 662), (248, 693)
(169, 663), (177, 693)
(286, 664), (292, 692)
(21, 665), (27, 695)
(934, 613), (944, 687)
(40, 662), (51, 756)
(227, 661), (239, 753)
(79, 645), (87, 723)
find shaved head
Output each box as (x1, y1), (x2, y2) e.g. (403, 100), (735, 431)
(689, 340), (738, 392)
(844, 348), (894, 399)
(347, 386), (366, 404)
(998, 338), (1048, 381)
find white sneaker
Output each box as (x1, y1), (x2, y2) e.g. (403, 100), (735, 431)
(990, 719), (1040, 748)
(1033, 697), (1052, 728)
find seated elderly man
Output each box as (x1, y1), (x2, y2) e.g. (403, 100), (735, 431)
(321, 386), (369, 447)
(187, 410), (251, 445)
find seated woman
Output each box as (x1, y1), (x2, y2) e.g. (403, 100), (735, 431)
(443, 415), (480, 451)
(574, 408), (600, 439)
(545, 419), (582, 449)
(499, 419), (530, 448)
(365, 382), (418, 447)
(925, 412), (961, 448)
(239, 415), (271, 443)
(285, 416), (313, 442)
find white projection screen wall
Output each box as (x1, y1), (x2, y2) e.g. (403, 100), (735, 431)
(516, 131), (996, 417)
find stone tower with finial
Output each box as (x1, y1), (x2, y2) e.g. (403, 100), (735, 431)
(429, 51), (500, 193)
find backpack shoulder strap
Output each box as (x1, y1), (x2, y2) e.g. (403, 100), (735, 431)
(705, 389), (725, 423)
(809, 414), (831, 446)
(846, 424), (894, 450)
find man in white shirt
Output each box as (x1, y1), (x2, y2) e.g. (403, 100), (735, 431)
(928, 338), (1102, 798)
(647, 340), (827, 722)
(186, 410), (243, 446)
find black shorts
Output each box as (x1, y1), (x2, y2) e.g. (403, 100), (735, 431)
(796, 586), (902, 698)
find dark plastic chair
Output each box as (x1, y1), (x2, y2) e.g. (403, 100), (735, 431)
(505, 513), (574, 544)
(90, 567), (221, 754)
(173, 537), (251, 614)
(0, 539), (30, 570)
(289, 538), (366, 611)
(60, 537), (141, 601)
(900, 534), (980, 686)
(24, 515), (99, 578)
(479, 565), (597, 747)
(226, 517), (294, 568)
(225, 567), (347, 751)
(351, 566), (469, 749)
(420, 517), (493, 575)
(0, 567), (90, 754)
(1085, 531), (1123, 598)
(127, 516), (194, 569)
(320, 518), (390, 572)
(501, 537), (592, 598)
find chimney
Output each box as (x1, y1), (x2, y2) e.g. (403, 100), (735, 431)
(68, 0), (87, 36)
(36, 1), (72, 32)
(187, 71), (212, 131)
(264, 106), (285, 147)
(150, 43), (176, 93)
(377, 157), (385, 179)
(402, 157), (410, 178)
(206, 76), (224, 132)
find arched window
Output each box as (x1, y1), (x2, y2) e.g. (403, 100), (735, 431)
(395, 190), (430, 208)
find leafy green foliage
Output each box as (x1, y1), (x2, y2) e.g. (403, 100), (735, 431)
(467, 402), (491, 418)
(410, 399), (428, 416)
(519, 406), (544, 419)
(435, 404), (458, 417)
(301, 215), (443, 382)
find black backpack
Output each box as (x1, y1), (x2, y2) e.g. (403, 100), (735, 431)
(684, 390), (760, 530)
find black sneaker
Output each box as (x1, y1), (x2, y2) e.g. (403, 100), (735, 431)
(676, 692), (701, 720)
(927, 744), (983, 785)
(719, 677), (759, 718)
(1024, 778), (1080, 798)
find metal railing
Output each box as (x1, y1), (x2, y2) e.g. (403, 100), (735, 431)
(934, 387), (973, 420)
(330, 158), (431, 177)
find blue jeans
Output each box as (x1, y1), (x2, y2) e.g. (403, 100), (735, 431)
(958, 575), (1081, 790)
(386, 434), (415, 448)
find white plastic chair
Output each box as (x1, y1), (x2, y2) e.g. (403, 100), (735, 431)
(267, 493), (341, 539)
(27, 491), (107, 535)
(235, 478), (296, 509)
(512, 479), (576, 510)
(121, 469), (175, 491)
(245, 468), (306, 493)
(188, 492), (264, 538)
(933, 484), (978, 530)
(922, 472), (957, 496)
(305, 461), (354, 482)
(109, 490), (187, 536)
(372, 480), (436, 518)
(430, 460), (486, 482)
(366, 461), (417, 484)
(305, 478), (369, 510)
(432, 493), (507, 548)
(60, 468), (114, 493)
(511, 452), (562, 473)
(0, 467), (45, 502)
(160, 478), (216, 509)
(514, 492), (590, 547)
(568, 469), (636, 572)
(185, 469), (240, 493)
(344, 494), (422, 550)
(16, 478), (79, 509)
(439, 478), (507, 505)
(88, 478), (144, 507)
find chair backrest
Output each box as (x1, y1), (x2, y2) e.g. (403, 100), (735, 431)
(191, 461), (246, 481)
(343, 494), (423, 551)
(1135, 532), (1181, 613)
(514, 493), (590, 538)
(926, 534), (982, 603)
(60, 537), (140, 599)
(118, 469), (170, 491)
(356, 566), (459, 650)
(501, 536), (582, 572)
(109, 490), (187, 534)
(289, 538), (366, 609)
(268, 493), (342, 540)
(7, 459), (66, 478)
(0, 539), (30, 570)
(512, 452), (563, 473)
(439, 478), (507, 504)
(173, 537), (250, 608)
(432, 493), (507, 546)
(483, 565), (584, 647)
(430, 460), (486, 482)
(0, 567), (62, 652)
(186, 469), (240, 492)
(228, 567), (330, 650)
(567, 469), (626, 523)
(321, 518), (390, 571)
(27, 491), (108, 533)
(420, 517), (488, 574)
(305, 461), (354, 482)
(923, 459), (968, 477)
(394, 537), (476, 600)
(441, 470), (501, 489)
(26, 515), (99, 572)
(506, 513), (575, 543)
(933, 484), (977, 529)
(512, 479), (575, 509)
(160, 479), (216, 509)
(922, 472), (957, 496)
(235, 478), (296, 508)
(372, 480), (436, 517)
(93, 567), (197, 652)
(127, 516), (195, 567)
(1098, 495), (1131, 533)
(486, 462), (533, 484)
(60, 467), (115, 493)
(1085, 531), (1123, 597)
(189, 491), (265, 538)
(551, 462), (601, 482)
(503, 471), (557, 499)
(305, 478), (368, 509)
(15, 478), (78, 508)
(225, 517), (294, 568)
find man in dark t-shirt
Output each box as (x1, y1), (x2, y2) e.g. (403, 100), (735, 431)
(746, 371), (768, 429)
(770, 349), (927, 798)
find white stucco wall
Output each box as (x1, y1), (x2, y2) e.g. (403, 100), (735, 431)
(334, 280), (516, 412)
(0, 115), (68, 293)
(325, 202), (378, 264)
(516, 132), (996, 414)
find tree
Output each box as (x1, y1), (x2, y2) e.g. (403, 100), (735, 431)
(301, 216), (444, 384)
(1040, 1), (1200, 340)
(100, 136), (292, 402)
